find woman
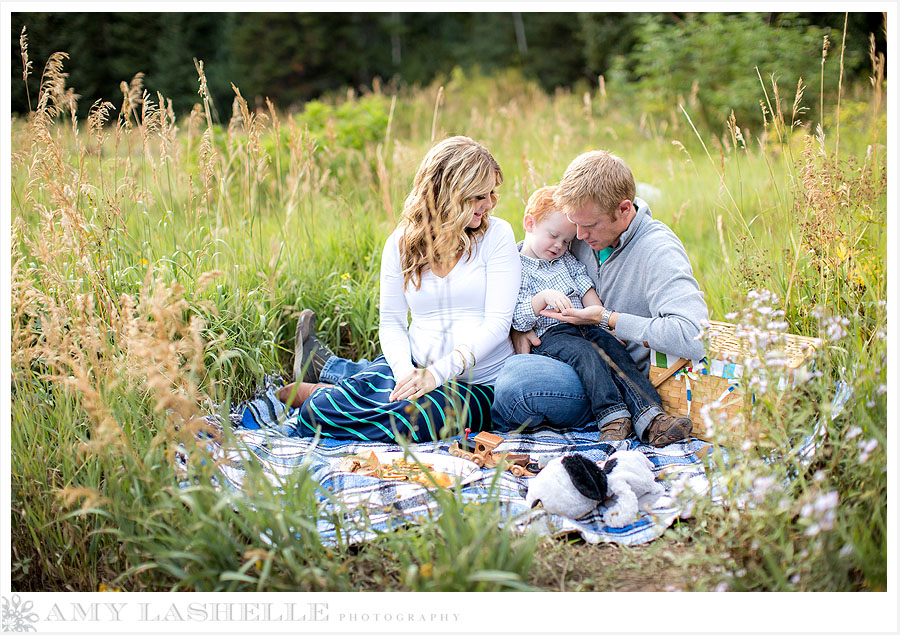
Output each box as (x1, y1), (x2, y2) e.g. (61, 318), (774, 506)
(277, 136), (521, 442)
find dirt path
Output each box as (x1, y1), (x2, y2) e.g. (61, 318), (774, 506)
(528, 528), (710, 592)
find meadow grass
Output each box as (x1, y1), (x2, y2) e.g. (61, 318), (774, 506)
(9, 44), (886, 592)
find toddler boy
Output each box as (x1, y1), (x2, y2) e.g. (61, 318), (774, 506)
(512, 186), (691, 445)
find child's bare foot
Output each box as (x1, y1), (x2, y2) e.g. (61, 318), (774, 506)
(276, 382), (329, 408)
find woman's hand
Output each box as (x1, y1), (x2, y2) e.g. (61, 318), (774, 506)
(389, 368), (438, 402)
(538, 289), (574, 313)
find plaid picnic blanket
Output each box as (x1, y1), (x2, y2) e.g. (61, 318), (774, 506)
(200, 379), (713, 547)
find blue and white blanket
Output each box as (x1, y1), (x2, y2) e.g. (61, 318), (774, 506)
(200, 382), (714, 547)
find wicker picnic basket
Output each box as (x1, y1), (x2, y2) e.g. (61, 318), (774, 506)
(648, 320), (821, 440)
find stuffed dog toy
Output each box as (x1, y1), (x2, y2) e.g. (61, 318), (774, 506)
(525, 451), (664, 527)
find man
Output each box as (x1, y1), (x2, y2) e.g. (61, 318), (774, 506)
(490, 150), (708, 446)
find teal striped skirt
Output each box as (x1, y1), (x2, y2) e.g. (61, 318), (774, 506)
(297, 356), (494, 443)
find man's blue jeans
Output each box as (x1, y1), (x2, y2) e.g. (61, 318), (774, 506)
(489, 354), (593, 432)
(527, 323), (664, 439)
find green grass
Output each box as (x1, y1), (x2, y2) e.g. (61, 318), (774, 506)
(9, 51), (886, 593)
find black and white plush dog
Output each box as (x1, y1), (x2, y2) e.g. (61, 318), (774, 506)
(525, 451), (664, 527)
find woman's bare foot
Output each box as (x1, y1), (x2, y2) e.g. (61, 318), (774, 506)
(276, 381), (329, 408)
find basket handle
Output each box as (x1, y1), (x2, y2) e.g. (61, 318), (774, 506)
(651, 357), (691, 388)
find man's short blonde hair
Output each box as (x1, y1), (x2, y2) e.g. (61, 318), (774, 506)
(553, 150), (635, 218)
(523, 185), (560, 224)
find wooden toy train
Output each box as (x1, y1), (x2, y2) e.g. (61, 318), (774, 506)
(449, 431), (536, 477)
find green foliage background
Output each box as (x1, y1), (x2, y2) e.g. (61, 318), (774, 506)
(10, 11), (884, 129)
(630, 13), (864, 125)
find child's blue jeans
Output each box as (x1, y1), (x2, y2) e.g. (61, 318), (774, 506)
(532, 323), (664, 436)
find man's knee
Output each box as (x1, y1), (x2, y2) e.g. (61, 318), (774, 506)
(492, 355), (589, 428)
(493, 355), (541, 397)
(491, 356), (545, 424)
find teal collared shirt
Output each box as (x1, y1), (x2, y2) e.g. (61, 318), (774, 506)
(595, 246), (614, 266)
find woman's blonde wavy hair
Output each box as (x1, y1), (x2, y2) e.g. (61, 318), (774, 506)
(399, 136), (502, 290)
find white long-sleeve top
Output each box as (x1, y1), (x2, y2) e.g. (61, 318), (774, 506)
(379, 217), (521, 387)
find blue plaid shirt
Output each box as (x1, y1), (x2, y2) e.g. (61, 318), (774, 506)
(512, 245), (596, 337)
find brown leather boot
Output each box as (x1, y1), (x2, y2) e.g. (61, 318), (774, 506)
(644, 413), (693, 447)
(599, 417), (633, 441)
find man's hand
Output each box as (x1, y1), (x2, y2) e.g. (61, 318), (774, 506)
(511, 329), (541, 354)
(389, 368), (437, 402)
(536, 289), (574, 313)
(540, 304), (605, 326)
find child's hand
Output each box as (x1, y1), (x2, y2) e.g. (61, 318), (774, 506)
(539, 290), (574, 313)
(511, 329), (541, 354)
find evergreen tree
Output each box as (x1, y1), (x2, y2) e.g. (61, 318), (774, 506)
(9, 11), (885, 122)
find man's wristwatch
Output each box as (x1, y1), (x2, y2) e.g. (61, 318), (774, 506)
(600, 308), (613, 331)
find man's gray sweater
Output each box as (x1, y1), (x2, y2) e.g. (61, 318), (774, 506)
(570, 197), (708, 374)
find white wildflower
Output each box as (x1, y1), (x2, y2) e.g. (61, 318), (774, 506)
(755, 330), (774, 348)
(858, 438), (878, 452)
(751, 475), (777, 501)
(813, 470), (825, 482)
(811, 491), (838, 531)
(814, 490), (839, 514)
(789, 574), (800, 584)
(699, 404), (716, 432)
(748, 375), (768, 394)
(824, 316), (849, 341)
(743, 356), (762, 373)
(845, 425), (863, 440)
(876, 384), (887, 395)
(800, 491), (838, 534)
(764, 351), (787, 368)
(858, 438), (878, 463)
(715, 582), (729, 592)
